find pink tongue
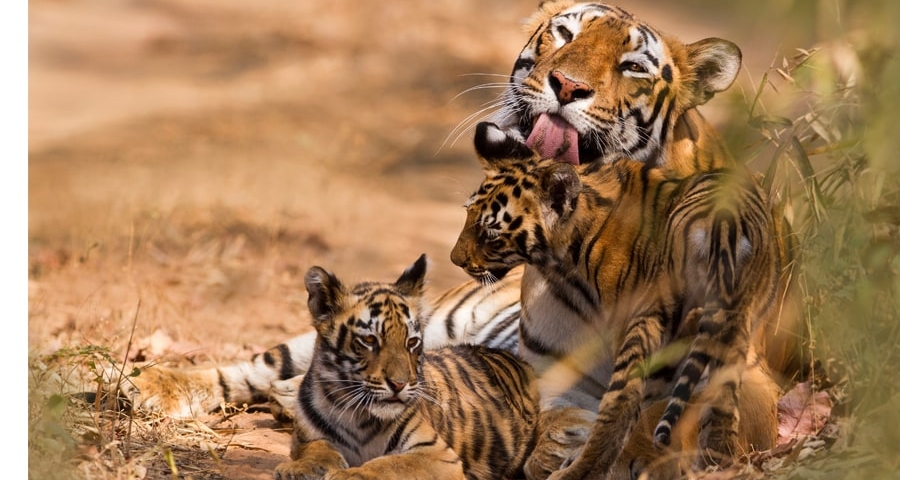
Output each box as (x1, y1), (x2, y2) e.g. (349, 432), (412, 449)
(525, 113), (580, 165)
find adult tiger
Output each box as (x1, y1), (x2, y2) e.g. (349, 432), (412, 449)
(451, 122), (802, 479)
(474, 3), (807, 476)
(489, 0), (740, 175)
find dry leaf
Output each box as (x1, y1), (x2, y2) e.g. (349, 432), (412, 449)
(777, 381), (832, 444)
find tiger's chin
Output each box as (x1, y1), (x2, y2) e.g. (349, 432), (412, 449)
(368, 400), (410, 421)
(467, 266), (513, 285)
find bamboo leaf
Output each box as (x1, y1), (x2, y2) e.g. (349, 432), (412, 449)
(789, 135), (828, 224)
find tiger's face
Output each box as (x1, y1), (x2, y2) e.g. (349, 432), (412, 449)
(494, 0), (741, 167)
(304, 255), (428, 421)
(451, 122), (584, 284)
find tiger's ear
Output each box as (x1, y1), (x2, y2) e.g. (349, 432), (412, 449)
(395, 254), (427, 298)
(685, 38), (741, 106)
(539, 162), (581, 220)
(474, 121), (536, 169)
(304, 266), (347, 327)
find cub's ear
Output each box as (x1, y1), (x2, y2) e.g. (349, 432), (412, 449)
(396, 253), (427, 298)
(474, 122), (535, 167)
(539, 162), (581, 219)
(685, 38), (741, 105)
(304, 266), (346, 326)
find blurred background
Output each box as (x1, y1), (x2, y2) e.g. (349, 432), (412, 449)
(28, 0), (899, 478)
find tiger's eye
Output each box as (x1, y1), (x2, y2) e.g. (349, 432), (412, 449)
(621, 61), (648, 74)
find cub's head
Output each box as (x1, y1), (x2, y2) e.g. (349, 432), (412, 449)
(451, 122), (582, 283)
(304, 254), (428, 420)
(494, 1), (741, 167)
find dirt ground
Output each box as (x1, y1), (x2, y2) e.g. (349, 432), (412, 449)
(28, 1), (797, 478)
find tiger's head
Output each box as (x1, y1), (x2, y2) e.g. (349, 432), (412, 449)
(304, 254), (429, 421)
(492, 0), (741, 173)
(451, 122), (590, 284)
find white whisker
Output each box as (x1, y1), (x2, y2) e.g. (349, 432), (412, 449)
(450, 83), (516, 103)
(437, 100), (507, 155)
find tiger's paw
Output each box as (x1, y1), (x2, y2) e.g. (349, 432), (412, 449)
(524, 407), (595, 480)
(268, 375), (303, 423)
(115, 365), (222, 418)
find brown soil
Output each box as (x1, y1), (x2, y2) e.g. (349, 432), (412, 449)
(28, 1), (790, 479)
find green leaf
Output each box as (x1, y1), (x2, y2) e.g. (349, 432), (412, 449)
(46, 394), (67, 419)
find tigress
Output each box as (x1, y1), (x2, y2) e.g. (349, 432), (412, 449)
(486, 0), (741, 175)
(450, 121), (800, 479)
(273, 254), (539, 480)
(479, 2), (806, 476)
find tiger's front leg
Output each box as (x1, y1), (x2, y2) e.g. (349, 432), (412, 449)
(274, 439), (349, 480)
(546, 314), (665, 480)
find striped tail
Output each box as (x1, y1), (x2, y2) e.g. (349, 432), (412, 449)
(653, 325), (714, 447)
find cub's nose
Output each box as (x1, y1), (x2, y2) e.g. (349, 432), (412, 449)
(387, 379), (407, 393)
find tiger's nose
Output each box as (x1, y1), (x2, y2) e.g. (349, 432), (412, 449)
(549, 70), (593, 104)
(387, 379), (407, 393)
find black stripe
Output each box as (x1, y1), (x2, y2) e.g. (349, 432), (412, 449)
(261, 351), (275, 366)
(384, 410), (417, 454)
(656, 94), (676, 157)
(299, 385), (353, 451)
(246, 379), (267, 403)
(519, 316), (560, 357)
(443, 286), (484, 340)
(277, 343), (295, 380)
(217, 369), (231, 402)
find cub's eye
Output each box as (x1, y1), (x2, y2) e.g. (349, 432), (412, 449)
(479, 222), (501, 240)
(620, 61), (649, 74)
(357, 335), (377, 348)
(406, 338), (421, 351)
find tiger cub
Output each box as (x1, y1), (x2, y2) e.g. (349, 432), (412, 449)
(451, 122), (791, 478)
(273, 254), (539, 480)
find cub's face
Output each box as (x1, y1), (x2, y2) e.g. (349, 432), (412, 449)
(305, 255), (428, 420)
(495, 1), (741, 165)
(452, 166), (539, 284)
(451, 122), (581, 284)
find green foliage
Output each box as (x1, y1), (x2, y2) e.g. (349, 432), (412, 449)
(721, 0), (900, 475)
